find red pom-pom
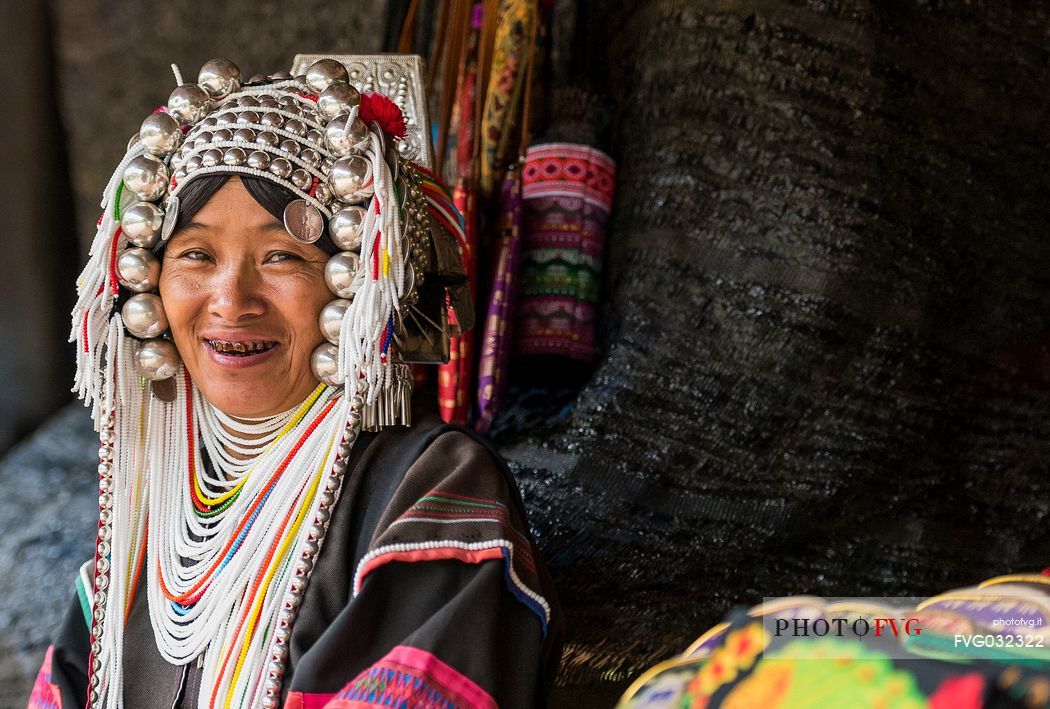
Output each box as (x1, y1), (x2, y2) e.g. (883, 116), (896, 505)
(359, 92), (408, 140)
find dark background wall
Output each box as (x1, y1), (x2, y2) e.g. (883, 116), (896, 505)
(1, 1), (1048, 707)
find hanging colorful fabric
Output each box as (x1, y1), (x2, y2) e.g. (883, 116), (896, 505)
(475, 164), (524, 433)
(478, 0), (537, 198)
(514, 142), (616, 362)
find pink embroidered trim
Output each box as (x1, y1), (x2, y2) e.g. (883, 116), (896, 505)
(354, 545), (505, 594)
(284, 691), (337, 709)
(27, 645), (62, 709)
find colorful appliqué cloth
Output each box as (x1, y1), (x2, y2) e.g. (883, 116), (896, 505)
(33, 402), (561, 709)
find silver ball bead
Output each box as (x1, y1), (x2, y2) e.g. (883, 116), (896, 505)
(239, 95), (260, 107)
(139, 112), (183, 156)
(201, 148), (223, 167)
(324, 115), (370, 157)
(257, 130), (279, 147)
(284, 119), (306, 137)
(278, 95), (298, 107)
(185, 155), (203, 171)
(306, 129), (324, 144)
(238, 110), (260, 124)
(290, 168), (312, 191)
(318, 299), (350, 344)
(212, 128), (233, 142)
(202, 117), (218, 128)
(294, 555), (315, 575)
(233, 128), (256, 143)
(279, 139), (301, 156)
(313, 508), (331, 525)
(328, 156), (373, 203)
(270, 70), (292, 81)
(303, 540), (320, 557)
(324, 252), (362, 298)
(320, 491), (337, 508)
(262, 695), (279, 709)
(122, 154), (169, 202)
(310, 342), (343, 386)
(198, 58), (242, 99)
(260, 112), (284, 128)
(117, 247), (161, 292)
(193, 131), (213, 147)
(223, 147), (247, 166)
(300, 148), (321, 167)
(306, 59), (349, 93)
(317, 82), (361, 121)
(247, 151), (271, 170)
(329, 206), (366, 250)
(314, 183), (333, 204)
(121, 202), (164, 248)
(122, 293), (168, 339)
(167, 84), (211, 124)
(216, 111), (237, 125)
(259, 97), (279, 109)
(269, 158), (292, 178)
(137, 338), (181, 381)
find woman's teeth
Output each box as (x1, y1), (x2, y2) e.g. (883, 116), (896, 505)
(208, 340), (277, 356)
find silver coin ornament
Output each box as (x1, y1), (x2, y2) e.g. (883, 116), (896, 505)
(116, 248), (161, 293)
(317, 82), (361, 121)
(310, 342), (343, 386)
(121, 202), (164, 247)
(282, 199), (324, 244)
(122, 293), (168, 339)
(167, 84), (211, 124)
(328, 156), (374, 203)
(137, 338), (182, 381)
(324, 252), (362, 298)
(305, 59), (349, 94)
(160, 196), (180, 243)
(139, 112), (183, 156)
(319, 299), (350, 344)
(324, 114), (370, 157)
(198, 58), (242, 99)
(329, 206), (366, 251)
(123, 154), (169, 202)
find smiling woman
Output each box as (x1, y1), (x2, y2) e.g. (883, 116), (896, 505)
(160, 176), (332, 417)
(29, 58), (561, 709)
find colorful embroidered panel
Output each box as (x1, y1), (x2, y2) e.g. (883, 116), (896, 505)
(325, 645), (497, 709)
(27, 646), (62, 709)
(515, 143), (616, 362)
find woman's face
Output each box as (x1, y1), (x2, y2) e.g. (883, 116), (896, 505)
(159, 177), (331, 417)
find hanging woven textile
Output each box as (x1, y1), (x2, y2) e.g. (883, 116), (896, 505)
(514, 142), (616, 362)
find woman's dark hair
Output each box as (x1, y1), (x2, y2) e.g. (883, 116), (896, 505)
(163, 174), (338, 255)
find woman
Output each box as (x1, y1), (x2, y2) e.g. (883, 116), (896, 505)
(30, 57), (560, 709)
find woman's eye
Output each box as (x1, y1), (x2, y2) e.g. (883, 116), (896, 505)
(181, 249), (211, 261)
(266, 252), (301, 263)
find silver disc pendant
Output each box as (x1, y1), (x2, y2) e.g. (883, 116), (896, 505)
(160, 195), (180, 243)
(283, 199), (323, 243)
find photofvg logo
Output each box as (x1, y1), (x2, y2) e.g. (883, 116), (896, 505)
(758, 596), (1050, 662)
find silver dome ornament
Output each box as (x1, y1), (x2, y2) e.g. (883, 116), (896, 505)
(314, 182), (333, 204)
(259, 97), (279, 110)
(300, 148), (321, 167)
(239, 95), (260, 107)
(324, 114), (370, 157)
(305, 58), (349, 93)
(223, 147), (247, 166)
(328, 156), (373, 203)
(139, 112), (183, 156)
(290, 168), (312, 191)
(193, 131), (213, 147)
(284, 119), (307, 137)
(282, 199), (323, 243)
(317, 82), (361, 121)
(270, 70), (292, 80)
(121, 202), (164, 247)
(233, 128), (256, 143)
(137, 338), (182, 381)
(238, 110), (260, 124)
(167, 84), (211, 124)
(310, 342), (343, 386)
(306, 129), (323, 144)
(198, 58), (242, 99)
(324, 252), (362, 298)
(269, 158), (293, 179)
(247, 151), (271, 170)
(122, 154), (169, 202)
(201, 148), (223, 167)
(278, 95), (298, 107)
(247, 73), (267, 84)
(319, 299), (350, 343)
(260, 112), (284, 128)
(212, 128), (233, 141)
(122, 293), (168, 339)
(257, 130), (279, 147)
(329, 206), (366, 251)
(116, 248), (161, 292)
(279, 139), (301, 157)
(185, 155), (203, 171)
(216, 111), (237, 125)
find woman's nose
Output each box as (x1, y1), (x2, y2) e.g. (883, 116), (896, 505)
(208, 259), (266, 322)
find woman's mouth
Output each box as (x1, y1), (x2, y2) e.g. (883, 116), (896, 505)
(205, 339), (278, 357)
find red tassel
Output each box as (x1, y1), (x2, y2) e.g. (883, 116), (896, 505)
(359, 93), (408, 139)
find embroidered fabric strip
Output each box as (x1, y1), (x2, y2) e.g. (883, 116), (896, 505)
(514, 142), (616, 362)
(327, 645), (497, 709)
(27, 646), (62, 709)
